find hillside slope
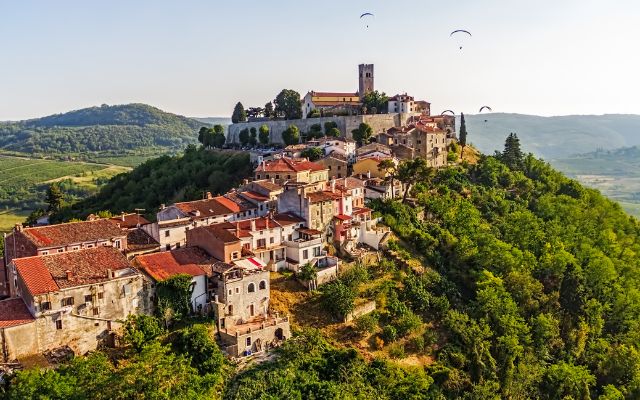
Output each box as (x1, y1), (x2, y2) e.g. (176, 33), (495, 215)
(0, 103), (206, 159)
(465, 113), (640, 159)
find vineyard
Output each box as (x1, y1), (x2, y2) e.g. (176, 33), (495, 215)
(0, 156), (128, 231)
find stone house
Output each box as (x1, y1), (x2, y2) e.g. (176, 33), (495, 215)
(316, 154), (349, 180)
(302, 91), (361, 119)
(186, 225), (243, 264)
(134, 247), (215, 313)
(352, 156), (398, 180)
(110, 213), (159, 257)
(4, 247), (149, 358)
(319, 137), (357, 164)
(355, 142), (393, 159)
(2, 219), (128, 298)
(254, 157), (329, 185)
(379, 124), (448, 167)
(208, 261), (290, 357)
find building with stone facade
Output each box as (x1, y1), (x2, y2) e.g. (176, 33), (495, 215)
(254, 157), (328, 185)
(316, 153), (349, 180)
(3, 246), (149, 359)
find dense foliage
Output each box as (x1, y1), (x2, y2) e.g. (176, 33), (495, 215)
(53, 146), (252, 222)
(0, 104), (204, 157)
(371, 150), (640, 398)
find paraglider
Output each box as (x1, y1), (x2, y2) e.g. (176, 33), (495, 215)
(441, 110), (455, 116)
(479, 105), (492, 122)
(360, 12), (374, 28)
(450, 29), (472, 49)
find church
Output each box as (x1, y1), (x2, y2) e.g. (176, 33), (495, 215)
(301, 64), (374, 118)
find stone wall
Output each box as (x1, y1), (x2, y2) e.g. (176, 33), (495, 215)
(345, 300), (376, 323)
(227, 113), (420, 145)
(1, 322), (38, 361)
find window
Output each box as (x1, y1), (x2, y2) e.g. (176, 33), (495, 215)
(176, 242), (181, 249)
(41, 301), (51, 311)
(314, 246), (321, 257)
(41, 251), (49, 255)
(72, 246), (80, 251)
(166, 244), (171, 251)
(61, 297), (74, 307)
(248, 283), (256, 293)
(97, 292), (104, 300)
(257, 238), (266, 248)
(114, 240), (121, 249)
(337, 165), (341, 170)
(259, 280), (266, 290)
(276, 175), (280, 179)
(288, 234), (293, 241)
(93, 308), (99, 316)
(86, 244), (94, 249)
(85, 294), (93, 303)
(303, 249), (309, 259)
(56, 320), (63, 330)
(57, 249), (64, 253)
(235, 287), (240, 294)
(165, 230), (170, 237)
(246, 337), (251, 347)
(270, 237), (274, 244)
(228, 305), (233, 315)
(232, 252), (240, 260)
(228, 289), (232, 295)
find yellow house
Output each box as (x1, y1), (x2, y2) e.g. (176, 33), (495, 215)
(352, 156), (397, 179)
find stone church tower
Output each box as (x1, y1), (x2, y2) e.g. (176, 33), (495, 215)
(358, 64), (374, 100)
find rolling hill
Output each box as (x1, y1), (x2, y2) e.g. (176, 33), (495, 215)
(465, 113), (640, 159)
(0, 103), (208, 164)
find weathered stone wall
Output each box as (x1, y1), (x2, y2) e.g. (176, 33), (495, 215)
(1, 322), (38, 361)
(345, 300), (376, 323)
(228, 113), (420, 145)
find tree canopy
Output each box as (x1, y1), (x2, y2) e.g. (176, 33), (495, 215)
(231, 102), (247, 124)
(351, 122), (373, 145)
(281, 125), (300, 146)
(274, 89), (302, 120)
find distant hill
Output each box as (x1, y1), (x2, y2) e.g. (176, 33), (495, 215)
(191, 116), (231, 126)
(0, 104), (208, 161)
(465, 113), (640, 159)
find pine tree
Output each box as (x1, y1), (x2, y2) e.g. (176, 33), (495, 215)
(502, 132), (524, 170)
(232, 102), (247, 123)
(459, 112), (468, 157)
(45, 183), (64, 212)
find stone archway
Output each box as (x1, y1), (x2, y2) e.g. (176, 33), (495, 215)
(275, 327), (284, 341)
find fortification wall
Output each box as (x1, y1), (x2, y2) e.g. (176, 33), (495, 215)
(227, 113), (420, 145)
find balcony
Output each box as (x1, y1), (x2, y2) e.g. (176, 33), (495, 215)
(284, 236), (322, 249)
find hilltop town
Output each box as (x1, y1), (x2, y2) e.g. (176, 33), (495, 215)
(0, 64), (461, 363)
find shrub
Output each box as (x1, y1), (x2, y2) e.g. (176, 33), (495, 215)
(382, 325), (398, 343)
(354, 313), (379, 336)
(321, 281), (357, 319)
(388, 343), (406, 359)
(409, 335), (425, 353)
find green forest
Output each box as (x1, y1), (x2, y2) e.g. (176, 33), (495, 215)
(0, 104), (205, 161)
(52, 146), (253, 222)
(6, 140), (640, 399)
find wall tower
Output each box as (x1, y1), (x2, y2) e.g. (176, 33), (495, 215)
(358, 64), (374, 99)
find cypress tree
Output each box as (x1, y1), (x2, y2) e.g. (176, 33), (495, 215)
(232, 102), (247, 123)
(502, 132), (524, 170)
(459, 113), (468, 157)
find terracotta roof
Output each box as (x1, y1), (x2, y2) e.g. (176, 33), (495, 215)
(110, 213), (151, 229)
(199, 224), (241, 244)
(353, 207), (372, 215)
(298, 228), (322, 236)
(309, 91), (359, 97)
(0, 298), (34, 328)
(239, 190), (270, 203)
(307, 191), (342, 203)
(333, 177), (365, 190)
(126, 229), (160, 252)
(255, 157), (327, 173)
(311, 101), (362, 107)
(209, 261), (237, 274)
(272, 213), (305, 226)
(19, 219), (125, 248)
(356, 156), (392, 164)
(251, 180), (283, 193)
(14, 247), (132, 295)
(223, 192), (257, 212)
(135, 247), (212, 281)
(334, 214), (352, 221)
(174, 197), (235, 219)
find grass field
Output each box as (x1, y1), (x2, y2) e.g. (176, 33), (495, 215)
(0, 156), (131, 230)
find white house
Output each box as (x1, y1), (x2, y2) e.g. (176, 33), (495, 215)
(387, 93), (415, 114)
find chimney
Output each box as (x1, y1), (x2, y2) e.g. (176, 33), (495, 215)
(367, 170), (371, 179)
(160, 204), (166, 210)
(331, 180), (336, 193)
(107, 268), (112, 279)
(271, 177), (275, 184)
(121, 212), (126, 221)
(65, 270), (73, 280)
(266, 218), (269, 229)
(14, 223), (23, 232)
(206, 191), (213, 200)
(250, 219), (256, 232)
(236, 223), (240, 238)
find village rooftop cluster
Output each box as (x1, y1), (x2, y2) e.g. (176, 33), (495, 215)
(0, 64), (457, 362)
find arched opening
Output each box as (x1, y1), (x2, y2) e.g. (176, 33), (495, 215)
(248, 283), (256, 293)
(259, 280), (266, 290)
(249, 304), (255, 316)
(275, 328), (284, 341)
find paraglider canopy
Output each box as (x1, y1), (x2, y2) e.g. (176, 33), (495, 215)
(479, 106), (492, 113)
(360, 12), (374, 28)
(441, 110), (455, 116)
(450, 29), (472, 50)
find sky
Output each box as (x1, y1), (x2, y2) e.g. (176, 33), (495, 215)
(1, 0), (639, 120)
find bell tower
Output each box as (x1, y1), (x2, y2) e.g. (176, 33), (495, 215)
(358, 64), (374, 99)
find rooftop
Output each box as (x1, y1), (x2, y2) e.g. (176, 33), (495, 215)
(17, 219), (125, 248)
(135, 247), (213, 281)
(199, 224), (242, 244)
(14, 247), (133, 295)
(110, 213), (151, 229)
(272, 212), (305, 226)
(255, 157), (327, 174)
(307, 191), (342, 203)
(0, 298), (34, 328)
(174, 197), (235, 219)
(126, 228), (160, 252)
(308, 91), (359, 98)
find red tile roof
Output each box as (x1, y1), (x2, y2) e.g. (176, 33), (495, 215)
(255, 157), (327, 174)
(135, 247), (212, 281)
(307, 191), (342, 203)
(239, 191), (270, 203)
(110, 213), (151, 229)
(309, 91), (359, 97)
(0, 298), (34, 328)
(198, 224), (242, 244)
(334, 214), (352, 221)
(174, 197), (235, 219)
(14, 247), (132, 295)
(272, 213), (305, 226)
(20, 219), (125, 248)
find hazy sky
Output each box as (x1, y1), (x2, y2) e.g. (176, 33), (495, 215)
(1, 0), (639, 120)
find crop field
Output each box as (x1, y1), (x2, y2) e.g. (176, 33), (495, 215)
(0, 156), (130, 230)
